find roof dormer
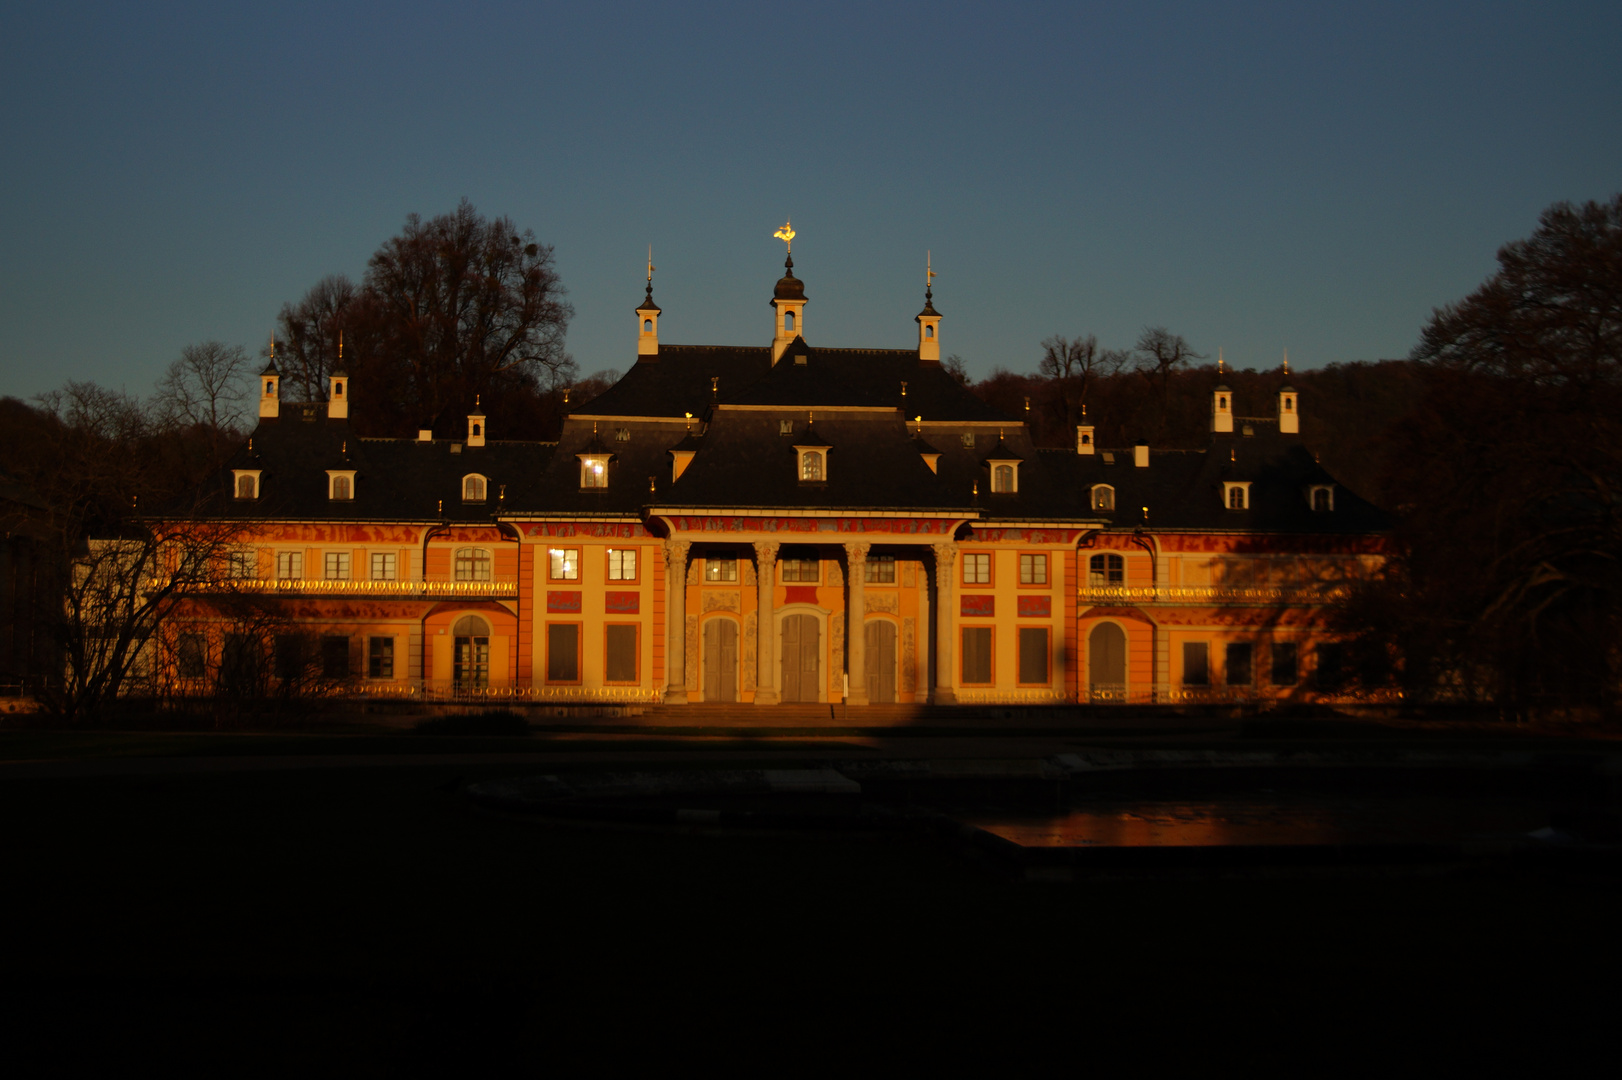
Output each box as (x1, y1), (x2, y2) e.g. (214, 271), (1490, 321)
(985, 435), (1023, 493)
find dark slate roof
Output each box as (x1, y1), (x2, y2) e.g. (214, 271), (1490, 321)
(198, 412), (556, 523)
(570, 346), (771, 418)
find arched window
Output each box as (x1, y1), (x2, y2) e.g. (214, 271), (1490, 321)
(334, 382), (344, 397)
(580, 456), (609, 488)
(1219, 395), (1228, 409)
(1092, 485), (1114, 511)
(992, 464), (1015, 492)
(643, 319), (653, 332)
(784, 311), (795, 333)
(452, 615), (490, 689)
(925, 325), (934, 339)
(799, 450), (823, 481)
(454, 548), (491, 582)
(236, 474), (256, 499)
(1089, 553), (1124, 586)
(463, 474), (486, 501)
(472, 422), (481, 437)
(1228, 484), (1247, 510)
(332, 475), (350, 500)
(1311, 485), (1334, 511)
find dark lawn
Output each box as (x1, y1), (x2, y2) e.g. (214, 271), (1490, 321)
(1, 760), (1615, 1073)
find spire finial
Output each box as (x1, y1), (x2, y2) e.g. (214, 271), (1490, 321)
(773, 219), (796, 255)
(1217, 348), (1224, 375)
(475, 393), (481, 411)
(269, 330), (276, 361)
(647, 244), (654, 284)
(1282, 348), (1290, 376)
(926, 250), (936, 298)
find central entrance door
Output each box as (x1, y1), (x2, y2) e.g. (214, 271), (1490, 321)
(454, 615), (491, 690)
(1088, 622), (1126, 702)
(780, 613), (820, 703)
(865, 620), (897, 703)
(703, 618), (738, 702)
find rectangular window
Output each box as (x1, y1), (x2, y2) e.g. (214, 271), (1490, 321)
(177, 633), (206, 679)
(276, 551), (303, 580)
(608, 548), (638, 581)
(1225, 642), (1253, 686)
(324, 552), (350, 580)
(549, 548), (580, 581)
(864, 555), (896, 584)
(455, 548), (492, 582)
(274, 635), (304, 681)
(1271, 642), (1299, 687)
(1089, 554), (1124, 586)
(605, 624), (638, 683)
(322, 635), (350, 679)
(961, 627), (993, 684)
(962, 552), (991, 585)
(1182, 641), (1210, 686)
(704, 557), (738, 582)
(580, 457), (608, 488)
(1315, 643), (1346, 690)
(368, 636), (394, 679)
(371, 552), (397, 581)
(547, 623), (581, 683)
(1017, 627), (1049, 685)
(781, 558), (818, 583)
(227, 550), (255, 579)
(1019, 553), (1048, 585)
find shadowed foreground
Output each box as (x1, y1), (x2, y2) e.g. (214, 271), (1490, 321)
(1, 756), (1616, 1072)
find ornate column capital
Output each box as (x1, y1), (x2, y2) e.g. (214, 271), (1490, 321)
(843, 541), (871, 563)
(752, 540), (779, 563)
(932, 541), (958, 563)
(664, 539), (691, 567)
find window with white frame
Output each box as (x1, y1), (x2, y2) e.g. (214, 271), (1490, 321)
(962, 552), (991, 585)
(324, 552), (351, 580)
(580, 456), (610, 488)
(233, 470), (260, 500)
(328, 471), (355, 501)
(371, 552), (397, 580)
(276, 551), (303, 580)
(455, 547), (492, 582)
(990, 462), (1017, 493)
(798, 449), (825, 482)
(1224, 482), (1252, 510)
(1310, 485), (1334, 512)
(1092, 485), (1115, 511)
(704, 556), (738, 582)
(462, 474), (487, 501)
(1089, 553), (1124, 586)
(780, 558), (818, 583)
(1019, 553), (1047, 585)
(608, 548), (638, 581)
(548, 547), (579, 581)
(864, 555), (896, 583)
(227, 550), (256, 579)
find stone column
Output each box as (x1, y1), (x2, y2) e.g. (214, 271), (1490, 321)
(752, 540), (779, 705)
(932, 542), (958, 705)
(844, 542), (870, 706)
(664, 539), (690, 704)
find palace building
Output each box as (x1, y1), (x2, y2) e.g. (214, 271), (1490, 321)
(168, 250), (1389, 709)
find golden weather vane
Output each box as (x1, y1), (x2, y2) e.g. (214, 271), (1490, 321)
(773, 219), (796, 253)
(926, 250), (936, 291)
(647, 244), (655, 283)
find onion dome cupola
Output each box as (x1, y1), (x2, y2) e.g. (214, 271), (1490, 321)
(769, 221), (807, 365)
(916, 252), (942, 363)
(636, 248), (662, 359)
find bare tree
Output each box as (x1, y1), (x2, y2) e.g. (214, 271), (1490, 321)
(943, 354), (971, 385)
(1039, 334), (1127, 434)
(154, 341), (253, 452)
(272, 275), (361, 403)
(1133, 327), (1206, 440)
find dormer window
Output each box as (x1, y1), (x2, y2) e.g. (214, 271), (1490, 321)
(799, 449), (824, 481)
(462, 474), (487, 502)
(779, 420), (794, 435)
(327, 470), (355, 501)
(991, 463), (1017, 493)
(1223, 481), (1252, 510)
(1309, 484), (1335, 511)
(580, 456), (610, 488)
(233, 470), (261, 500)
(1092, 484), (1115, 511)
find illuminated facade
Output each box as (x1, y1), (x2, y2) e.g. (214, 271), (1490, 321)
(168, 256), (1388, 708)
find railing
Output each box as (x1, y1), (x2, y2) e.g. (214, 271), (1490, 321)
(952, 689), (1073, 705)
(170, 576), (520, 598)
(1079, 584), (1351, 605)
(348, 681), (662, 703)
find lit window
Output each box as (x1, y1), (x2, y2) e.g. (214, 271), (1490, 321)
(455, 547), (492, 582)
(324, 552), (350, 580)
(962, 553), (990, 585)
(581, 456), (609, 488)
(463, 475), (487, 501)
(991, 464), (1016, 492)
(1089, 554), (1124, 586)
(331, 475), (351, 500)
(549, 548), (579, 581)
(781, 558), (818, 583)
(276, 551), (302, 580)
(1019, 554), (1047, 585)
(1092, 485), (1114, 511)
(608, 548), (638, 581)
(799, 450), (824, 481)
(704, 557), (738, 582)
(227, 550), (256, 579)
(371, 552), (397, 581)
(864, 555), (896, 583)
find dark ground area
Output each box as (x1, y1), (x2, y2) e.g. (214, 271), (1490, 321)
(2, 725), (1618, 1074)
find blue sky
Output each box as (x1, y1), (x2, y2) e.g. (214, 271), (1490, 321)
(2, 1), (1618, 398)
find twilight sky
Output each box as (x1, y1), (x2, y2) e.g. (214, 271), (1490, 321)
(2, 1), (1619, 399)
